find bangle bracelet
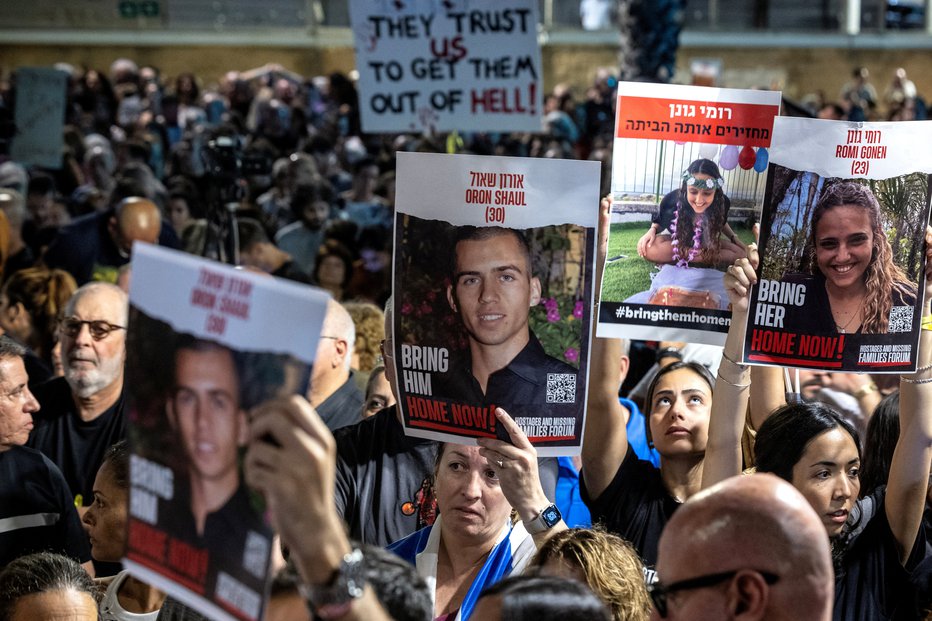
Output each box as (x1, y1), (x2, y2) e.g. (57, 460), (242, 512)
(851, 382), (878, 400)
(720, 349), (748, 371)
(914, 362), (932, 374)
(716, 371), (751, 389)
(900, 375), (932, 384)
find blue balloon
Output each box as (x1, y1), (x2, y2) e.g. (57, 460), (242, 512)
(753, 147), (769, 173)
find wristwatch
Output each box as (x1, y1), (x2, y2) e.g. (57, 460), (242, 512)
(300, 548), (366, 619)
(524, 503), (562, 534)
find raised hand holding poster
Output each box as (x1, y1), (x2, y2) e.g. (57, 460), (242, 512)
(393, 152), (600, 456)
(123, 245), (329, 621)
(597, 82), (781, 345)
(745, 117), (932, 372)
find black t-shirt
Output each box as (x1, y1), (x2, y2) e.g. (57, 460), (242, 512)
(579, 444), (679, 570)
(158, 481), (272, 613)
(317, 373), (365, 432)
(833, 486), (927, 621)
(0, 445), (92, 565)
(26, 376), (126, 505)
(435, 332), (581, 424)
(334, 406), (440, 547)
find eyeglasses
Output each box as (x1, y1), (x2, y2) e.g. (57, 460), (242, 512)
(59, 317), (126, 340)
(647, 570), (779, 618)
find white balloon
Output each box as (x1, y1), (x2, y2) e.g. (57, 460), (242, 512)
(698, 143), (719, 160)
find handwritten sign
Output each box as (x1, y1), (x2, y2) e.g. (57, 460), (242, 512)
(10, 67), (67, 169)
(349, 0), (542, 133)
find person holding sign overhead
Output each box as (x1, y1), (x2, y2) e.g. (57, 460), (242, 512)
(782, 181), (917, 335)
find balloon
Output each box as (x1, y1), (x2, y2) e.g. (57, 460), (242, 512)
(738, 145), (756, 170)
(698, 142), (719, 160)
(719, 145), (739, 170)
(754, 147), (769, 173)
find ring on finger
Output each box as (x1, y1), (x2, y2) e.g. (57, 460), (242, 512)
(497, 460), (504, 468)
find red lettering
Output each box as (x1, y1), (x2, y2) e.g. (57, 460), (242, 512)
(128, 520), (168, 563)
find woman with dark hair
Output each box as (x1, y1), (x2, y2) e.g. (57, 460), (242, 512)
(83, 440), (165, 620)
(627, 159), (745, 310)
(0, 552), (98, 621)
(637, 158), (744, 267)
(857, 392), (900, 498)
(584, 201), (724, 568)
(704, 228), (932, 620)
(312, 239), (355, 301)
(787, 180), (917, 334)
(472, 574), (611, 621)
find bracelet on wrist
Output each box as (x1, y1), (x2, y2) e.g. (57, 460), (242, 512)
(719, 349), (748, 371)
(716, 371), (751, 390)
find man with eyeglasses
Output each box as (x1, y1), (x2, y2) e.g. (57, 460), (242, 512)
(308, 299), (364, 432)
(27, 282), (129, 519)
(650, 473), (832, 620)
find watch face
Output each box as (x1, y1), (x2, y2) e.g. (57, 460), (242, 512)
(542, 506), (561, 526)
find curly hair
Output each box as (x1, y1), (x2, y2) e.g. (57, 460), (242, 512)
(673, 158), (728, 265)
(343, 301), (385, 372)
(806, 180), (916, 333)
(2, 267), (77, 362)
(530, 528), (651, 621)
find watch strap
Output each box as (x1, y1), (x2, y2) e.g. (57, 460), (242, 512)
(523, 503), (561, 534)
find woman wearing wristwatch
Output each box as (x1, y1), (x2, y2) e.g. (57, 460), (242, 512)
(389, 407), (566, 621)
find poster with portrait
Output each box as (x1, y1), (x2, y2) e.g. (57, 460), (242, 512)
(744, 117), (932, 372)
(122, 244), (329, 621)
(349, 0), (542, 133)
(393, 152), (600, 456)
(597, 82), (782, 345)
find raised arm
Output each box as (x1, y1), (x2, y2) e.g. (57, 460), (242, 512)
(581, 197), (630, 499)
(886, 226), (932, 565)
(245, 396), (394, 621)
(701, 247), (757, 488)
(478, 408), (567, 547)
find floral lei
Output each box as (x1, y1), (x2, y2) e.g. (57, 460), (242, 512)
(670, 202), (704, 268)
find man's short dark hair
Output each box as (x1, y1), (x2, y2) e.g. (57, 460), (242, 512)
(0, 552), (97, 621)
(358, 543), (432, 621)
(236, 217), (271, 253)
(290, 181), (334, 213)
(449, 226), (533, 282)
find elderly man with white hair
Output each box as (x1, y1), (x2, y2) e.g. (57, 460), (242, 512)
(309, 299), (364, 432)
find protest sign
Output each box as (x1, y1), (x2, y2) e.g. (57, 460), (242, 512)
(597, 82), (782, 345)
(393, 152), (599, 456)
(744, 117), (932, 372)
(123, 244), (329, 621)
(349, 0), (542, 133)
(10, 67), (67, 169)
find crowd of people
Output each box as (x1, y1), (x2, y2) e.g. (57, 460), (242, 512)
(0, 56), (930, 621)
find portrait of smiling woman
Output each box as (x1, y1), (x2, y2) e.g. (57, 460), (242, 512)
(778, 179), (918, 335)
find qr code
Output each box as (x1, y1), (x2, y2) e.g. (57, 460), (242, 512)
(546, 373), (576, 403)
(888, 306), (913, 333)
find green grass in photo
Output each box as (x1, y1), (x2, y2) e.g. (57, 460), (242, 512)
(600, 221), (756, 301)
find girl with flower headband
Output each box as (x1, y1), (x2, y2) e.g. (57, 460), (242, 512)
(637, 158), (746, 268)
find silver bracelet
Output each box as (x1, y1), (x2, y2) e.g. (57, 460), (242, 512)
(900, 375), (932, 385)
(720, 349), (749, 371)
(716, 371), (751, 389)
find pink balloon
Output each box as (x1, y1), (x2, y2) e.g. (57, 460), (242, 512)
(738, 145), (756, 170)
(719, 145), (739, 170)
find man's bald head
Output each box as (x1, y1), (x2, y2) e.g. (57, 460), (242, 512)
(111, 197), (162, 257)
(656, 474), (833, 621)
